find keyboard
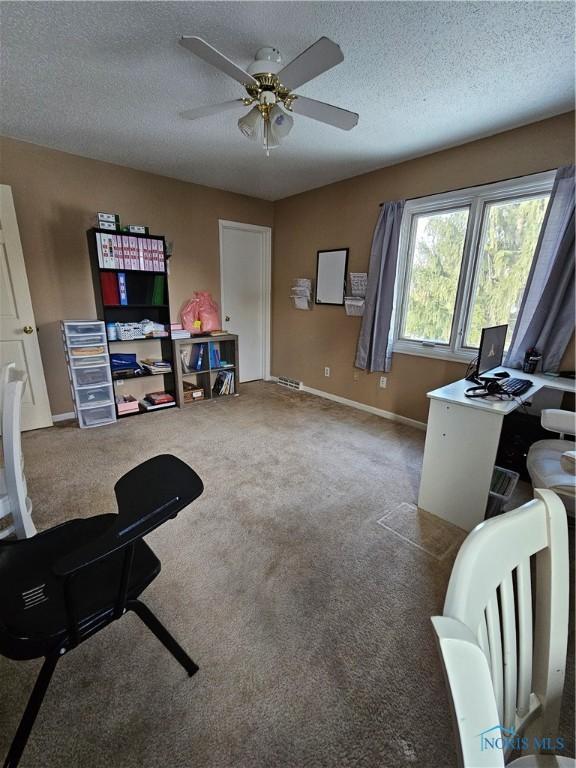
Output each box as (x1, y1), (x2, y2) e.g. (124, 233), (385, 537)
(498, 377), (533, 396)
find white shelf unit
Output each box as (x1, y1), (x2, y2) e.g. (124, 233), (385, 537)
(61, 321), (116, 428)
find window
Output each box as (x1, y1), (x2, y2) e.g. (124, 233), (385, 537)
(393, 171), (554, 361)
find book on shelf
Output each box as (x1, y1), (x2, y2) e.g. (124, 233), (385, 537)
(140, 358), (172, 375)
(191, 344), (206, 371)
(209, 343), (221, 369)
(145, 390), (174, 405)
(140, 391), (175, 411)
(139, 399), (176, 411)
(212, 370), (234, 396)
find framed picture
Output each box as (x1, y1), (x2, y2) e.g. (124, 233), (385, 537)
(315, 248), (349, 305)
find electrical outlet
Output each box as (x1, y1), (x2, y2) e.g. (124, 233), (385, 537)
(353, 371), (359, 382)
(324, 367), (330, 377)
(379, 376), (387, 389)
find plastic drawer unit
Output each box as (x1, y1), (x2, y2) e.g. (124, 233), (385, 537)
(61, 320), (116, 428)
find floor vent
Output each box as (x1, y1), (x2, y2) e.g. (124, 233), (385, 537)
(277, 376), (302, 391)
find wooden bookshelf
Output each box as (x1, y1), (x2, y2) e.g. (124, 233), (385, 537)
(173, 335), (239, 407)
(87, 228), (176, 418)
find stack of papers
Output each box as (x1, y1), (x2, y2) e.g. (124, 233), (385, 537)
(140, 358), (172, 375)
(291, 278), (312, 310)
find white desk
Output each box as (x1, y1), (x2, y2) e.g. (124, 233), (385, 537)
(418, 368), (575, 531)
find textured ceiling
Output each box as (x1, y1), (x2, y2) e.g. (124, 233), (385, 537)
(1, 1), (574, 200)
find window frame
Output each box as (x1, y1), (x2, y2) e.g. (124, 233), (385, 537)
(392, 170), (556, 363)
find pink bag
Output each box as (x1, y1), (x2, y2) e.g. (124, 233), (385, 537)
(181, 292), (221, 333)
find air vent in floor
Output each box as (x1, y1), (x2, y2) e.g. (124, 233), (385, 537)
(277, 376), (302, 391)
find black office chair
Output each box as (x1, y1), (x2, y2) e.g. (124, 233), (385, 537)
(0, 454), (204, 768)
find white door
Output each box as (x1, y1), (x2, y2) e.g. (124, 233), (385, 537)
(0, 186), (52, 430)
(219, 221), (271, 382)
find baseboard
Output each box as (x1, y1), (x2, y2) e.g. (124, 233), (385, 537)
(52, 411), (75, 423)
(299, 385), (427, 431)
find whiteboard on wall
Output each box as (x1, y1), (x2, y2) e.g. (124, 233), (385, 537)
(315, 249), (348, 305)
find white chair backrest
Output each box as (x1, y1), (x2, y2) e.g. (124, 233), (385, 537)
(0, 361), (16, 427)
(432, 489), (569, 768)
(1, 367), (35, 538)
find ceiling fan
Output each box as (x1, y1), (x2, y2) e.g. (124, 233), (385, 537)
(178, 36), (359, 155)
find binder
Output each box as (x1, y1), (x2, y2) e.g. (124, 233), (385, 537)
(121, 235), (131, 269)
(151, 240), (159, 271)
(129, 237), (139, 270)
(118, 272), (128, 305)
(113, 234), (124, 269)
(100, 272), (120, 305)
(145, 238), (153, 271)
(152, 275), (165, 305)
(102, 234), (115, 268)
(158, 240), (165, 272)
(96, 233), (104, 267)
(137, 238), (145, 271)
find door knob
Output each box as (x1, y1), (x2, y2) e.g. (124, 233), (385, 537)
(23, 325), (34, 334)
(225, 315), (230, 322)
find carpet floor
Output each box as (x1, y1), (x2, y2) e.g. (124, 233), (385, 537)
(1, 382), (574, 767)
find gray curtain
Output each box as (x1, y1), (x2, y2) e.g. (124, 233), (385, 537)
(355, 200), (405, 371)
(505, 165), (575, 371)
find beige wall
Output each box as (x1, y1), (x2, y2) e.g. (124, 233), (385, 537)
(272, 112), (575, 423)
(0, 137), (273, 415)
(1, 112), (574, 422)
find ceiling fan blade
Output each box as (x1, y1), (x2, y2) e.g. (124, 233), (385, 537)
(278, 37), (344, 91)
(180, 100), (246, 121)
(179, 36), (258, 86)
(290, 96), (358, 131)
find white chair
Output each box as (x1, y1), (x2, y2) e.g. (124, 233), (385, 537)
(0, 362), (26, 496)
(0, 368), (36, 539)
(432, 489), (573, 768)
(0, 360), (16, 408)
(527, 410), (576, 517)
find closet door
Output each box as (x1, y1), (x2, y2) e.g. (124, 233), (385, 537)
(0, 185), (52, 430)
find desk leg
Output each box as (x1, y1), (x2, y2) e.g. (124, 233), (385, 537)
(418, 400), (504, 532)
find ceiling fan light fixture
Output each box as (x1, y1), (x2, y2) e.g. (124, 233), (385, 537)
(237, 105), (261, 140)
(270, 104), (294, 140)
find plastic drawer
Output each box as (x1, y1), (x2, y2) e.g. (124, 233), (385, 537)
(79, 404), (116, 428)
(67, 334), (106, 347)
(77, 384), (113, 408)
(72, 365), (111, 388)
(64, 322), (104, 336)
(70, 354), (109, 368)
(69, 345), (107, 357)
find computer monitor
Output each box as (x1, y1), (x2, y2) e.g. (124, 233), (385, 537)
(476, 324), (508, 378)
